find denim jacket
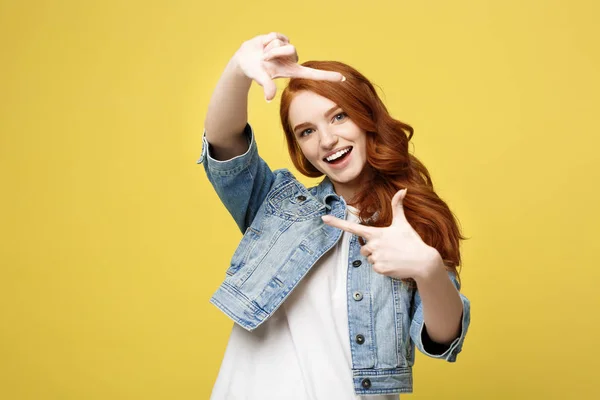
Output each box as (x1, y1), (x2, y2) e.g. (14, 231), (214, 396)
(197, 123), (471, 396)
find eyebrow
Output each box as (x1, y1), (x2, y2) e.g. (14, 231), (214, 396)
(292, 105), (341, 134)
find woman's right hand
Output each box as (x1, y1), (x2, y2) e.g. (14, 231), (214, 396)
(233, 32), (345, 101)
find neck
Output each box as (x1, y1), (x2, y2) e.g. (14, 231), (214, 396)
(331, 168), (374, 206)
(333, 183), (357, 205)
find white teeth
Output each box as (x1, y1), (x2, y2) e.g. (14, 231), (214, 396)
(326, 148), (351, 162)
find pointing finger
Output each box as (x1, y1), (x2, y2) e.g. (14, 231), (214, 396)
(321, 215), (375, 240)
(293, 65), (346, 82)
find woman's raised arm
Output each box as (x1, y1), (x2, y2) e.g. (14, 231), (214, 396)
(203, 32), (344, 161)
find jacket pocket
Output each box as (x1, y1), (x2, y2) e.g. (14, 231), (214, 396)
(266, 181), (327, 221)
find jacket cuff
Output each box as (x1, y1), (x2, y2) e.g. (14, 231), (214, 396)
(412, 293), (470, 362)
(196, 123), (256, 175)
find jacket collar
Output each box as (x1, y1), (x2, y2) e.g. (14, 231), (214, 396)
(314, 175), (343, 209)
(314, 175), (380, 222)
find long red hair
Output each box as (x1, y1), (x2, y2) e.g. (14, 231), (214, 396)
(279, 61), (467, 279)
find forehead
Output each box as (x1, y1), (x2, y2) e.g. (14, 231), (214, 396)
(288, 91), (338, 125)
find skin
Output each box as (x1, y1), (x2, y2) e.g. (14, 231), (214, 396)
(287, 90), (369, 203)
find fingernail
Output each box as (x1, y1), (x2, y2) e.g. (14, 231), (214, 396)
(266, 97), (272, 103)
(341, 75), (346, 82)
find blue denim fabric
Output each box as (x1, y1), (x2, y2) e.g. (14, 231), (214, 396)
(198, 123), (471, 395)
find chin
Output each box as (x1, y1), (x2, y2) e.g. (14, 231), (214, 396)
(327, 168), (362, 184)
(314, 159), (366, 183)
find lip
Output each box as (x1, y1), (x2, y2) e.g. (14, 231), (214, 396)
(322, 146), (353, 161)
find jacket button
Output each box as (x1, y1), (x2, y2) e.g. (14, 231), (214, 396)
(297, 195), (306, 201)
(356, 334), (365, 344)
(361, 378), (371, 389)
(353, 292), (363, 301)
(352, 260), (362, 267)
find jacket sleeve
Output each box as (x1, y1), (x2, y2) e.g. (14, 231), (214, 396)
(409, 271), (471, 362)
(197, 123), (275, 233)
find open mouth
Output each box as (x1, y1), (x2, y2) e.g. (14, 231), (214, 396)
(323, 146), (353, 164)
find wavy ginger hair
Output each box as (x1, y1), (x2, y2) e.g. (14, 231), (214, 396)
(279, 61), (467, 277)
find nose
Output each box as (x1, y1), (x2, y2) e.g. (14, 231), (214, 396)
(318, 127), (338, 150)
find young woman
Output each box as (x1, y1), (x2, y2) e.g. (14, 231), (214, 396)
(198, 32), (471, 400)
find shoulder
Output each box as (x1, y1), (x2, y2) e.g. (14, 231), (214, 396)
(273, 167), (297, 180)
(267, 170), (324, 208)
(266, 168), (307, 195)
(271, 168), (299, 187)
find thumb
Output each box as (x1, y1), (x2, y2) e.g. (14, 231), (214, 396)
(391, 188), (408, 226)
(254, 69), (277, 101)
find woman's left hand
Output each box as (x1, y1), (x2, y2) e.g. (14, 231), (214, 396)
(321, 189), (441, 281)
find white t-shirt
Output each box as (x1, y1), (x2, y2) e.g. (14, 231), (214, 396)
(210, 206), (399, 400)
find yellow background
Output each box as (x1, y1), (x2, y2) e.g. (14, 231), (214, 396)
(1, 0), (599, 398)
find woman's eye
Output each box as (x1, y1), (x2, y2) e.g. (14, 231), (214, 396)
(299, 113), (346, 137)
(334, 112), (347, 121)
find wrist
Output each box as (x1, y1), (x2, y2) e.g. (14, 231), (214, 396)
(413, 252), (446, 285)
(227, 54), (252, 83)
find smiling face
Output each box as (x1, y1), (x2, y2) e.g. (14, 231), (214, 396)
(287, 90), (369, 202)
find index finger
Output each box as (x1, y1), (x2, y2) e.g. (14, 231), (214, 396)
(321, 215), (375, 240)
(293, 65), (345, 82)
